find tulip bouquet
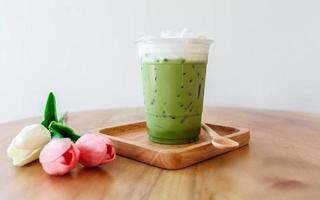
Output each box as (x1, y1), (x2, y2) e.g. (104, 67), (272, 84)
(7, 92), (116, 175)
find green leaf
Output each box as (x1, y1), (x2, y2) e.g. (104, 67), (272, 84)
(41, 92), (58, 129)
(49, 121), (81, 142)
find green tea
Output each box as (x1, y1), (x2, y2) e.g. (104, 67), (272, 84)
(141, 58), (207, 144)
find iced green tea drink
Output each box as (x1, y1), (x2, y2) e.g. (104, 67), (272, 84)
(137, 32), (213, 144)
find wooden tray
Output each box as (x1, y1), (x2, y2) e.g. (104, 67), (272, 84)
(97, 121), (250, 170)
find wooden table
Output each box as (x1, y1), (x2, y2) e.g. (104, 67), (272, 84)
(0, 107), (320, 200)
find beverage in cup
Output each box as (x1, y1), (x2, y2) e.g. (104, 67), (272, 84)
(137, 30), (213, 144)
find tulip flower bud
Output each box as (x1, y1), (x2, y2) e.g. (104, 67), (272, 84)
(75, 133), (116, 167)
(7, 124), (51, 167)
(39, 138), (80, 175)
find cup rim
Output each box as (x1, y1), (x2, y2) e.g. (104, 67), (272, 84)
(135, 37), (214, 45)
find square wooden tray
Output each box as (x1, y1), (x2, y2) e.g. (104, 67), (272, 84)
(97, 121), (250, 169)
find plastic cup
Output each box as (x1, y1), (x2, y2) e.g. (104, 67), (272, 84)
(137, 36), (213, 144)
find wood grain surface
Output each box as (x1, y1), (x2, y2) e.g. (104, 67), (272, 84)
(98, 121), (250, 169)
(0, 107), (320, 200)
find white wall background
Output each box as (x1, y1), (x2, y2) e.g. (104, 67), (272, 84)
(0, 0), (319, 123)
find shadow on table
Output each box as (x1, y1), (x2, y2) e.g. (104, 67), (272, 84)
(39, 166), (115, 198)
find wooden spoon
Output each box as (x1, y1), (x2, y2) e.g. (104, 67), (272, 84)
(201, 123), (239, 149)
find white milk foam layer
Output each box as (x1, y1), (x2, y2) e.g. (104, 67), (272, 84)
(137, 29), (213, 62)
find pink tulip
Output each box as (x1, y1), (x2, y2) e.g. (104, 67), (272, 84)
(39, 138), (80, 175)
(75, 133), (116, 167)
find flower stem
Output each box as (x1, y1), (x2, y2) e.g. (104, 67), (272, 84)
(59, 112), (69, 125)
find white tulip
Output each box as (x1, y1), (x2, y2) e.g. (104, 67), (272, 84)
(7, 124), (51, 166)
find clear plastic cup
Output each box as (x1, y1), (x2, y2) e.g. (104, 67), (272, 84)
(137, 34), (213, 144)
